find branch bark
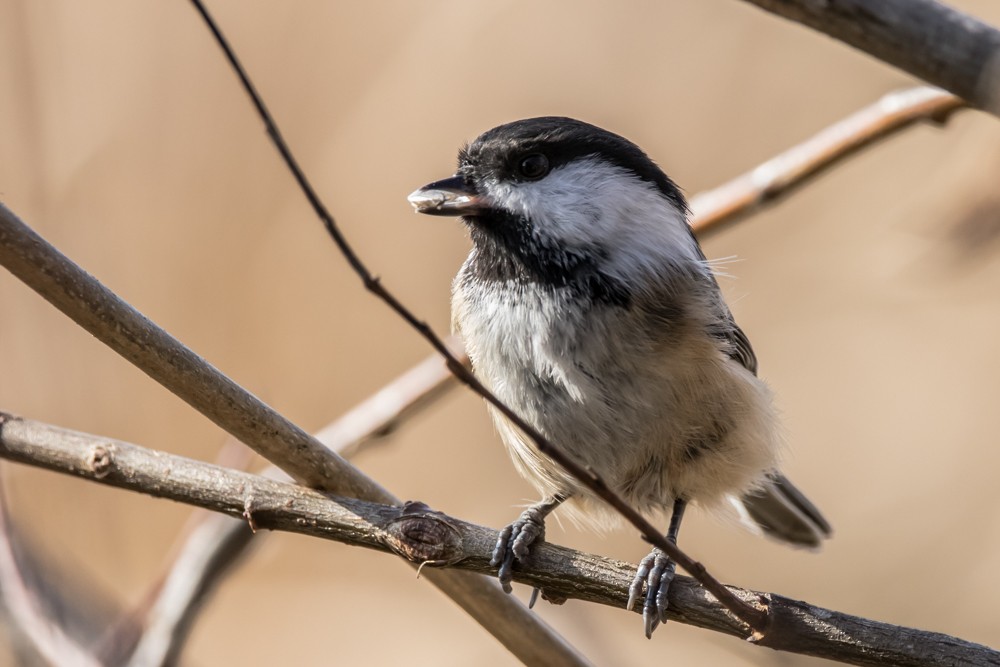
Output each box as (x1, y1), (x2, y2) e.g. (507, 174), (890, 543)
(1, 412), (997, 667)
(0, 204), (589, 667)
(738, 0), (1000, 115)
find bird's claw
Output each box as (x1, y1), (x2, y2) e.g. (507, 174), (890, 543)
(627, 548), (675, 638)
(491, 505), (547, 597)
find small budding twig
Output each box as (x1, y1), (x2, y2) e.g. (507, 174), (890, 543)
(188, 0), (769, 633)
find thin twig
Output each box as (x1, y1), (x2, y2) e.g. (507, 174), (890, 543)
(187, 0), (767, 633)
(690, 87), (966, 235)
(1, 412), (997, 667)
(738, 0), (1000, 115)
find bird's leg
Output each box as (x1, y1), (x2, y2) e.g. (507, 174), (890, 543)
(627, 498), (687, 638)
(491, 493), (567, 602)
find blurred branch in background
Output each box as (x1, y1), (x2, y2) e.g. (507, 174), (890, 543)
(0, 80), (972, 665)
(312, 335), (466, 460)
(1, 413), (998, 667)
(738, 0), (1000, 115)
(0, 475), (101, 667)
(691, 87), (965, 236)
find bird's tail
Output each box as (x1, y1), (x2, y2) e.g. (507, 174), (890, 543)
(737, 473), (832, 548)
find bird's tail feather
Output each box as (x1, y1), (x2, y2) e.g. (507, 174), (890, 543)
(737, 473), (831, 548)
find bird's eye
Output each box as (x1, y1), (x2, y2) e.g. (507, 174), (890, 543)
(516, 153), (550, 180)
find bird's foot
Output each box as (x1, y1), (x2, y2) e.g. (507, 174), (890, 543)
(627, 548), (675, 638)
(491, 505), (548, 599)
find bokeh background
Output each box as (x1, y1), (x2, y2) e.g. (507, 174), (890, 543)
(2, 1), (1000, 664)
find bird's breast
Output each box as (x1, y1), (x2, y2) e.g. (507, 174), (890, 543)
(452, 266), (781, 513)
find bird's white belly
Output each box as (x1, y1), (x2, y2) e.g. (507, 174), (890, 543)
(454, 280), (781, 524)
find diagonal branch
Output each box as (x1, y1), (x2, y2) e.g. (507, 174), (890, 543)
(691, 87), (965, 235)
(1, 412), (998, 667)
(737, 0), (1000, 115)
(0, 213), (586, 665)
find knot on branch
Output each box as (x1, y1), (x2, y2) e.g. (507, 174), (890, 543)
(87, 443), (115, 479)
(382, 501), (464, 567)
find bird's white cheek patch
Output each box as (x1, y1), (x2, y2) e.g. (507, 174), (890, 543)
(485, 159), (702, 279)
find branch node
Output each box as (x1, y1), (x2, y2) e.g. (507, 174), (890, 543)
(382, 501), (464, 566)
(242, 495), (258, 534)
(86, 444), (115, 479)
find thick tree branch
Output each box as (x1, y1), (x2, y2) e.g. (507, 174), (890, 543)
(738, 0), (1000, 115)
(0, 207), (588, 666)
(1, 412), (997, 667)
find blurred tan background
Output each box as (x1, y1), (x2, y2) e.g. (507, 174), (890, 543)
(2, 1), (1000, 664)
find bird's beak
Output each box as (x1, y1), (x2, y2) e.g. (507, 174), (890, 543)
(407, 175), (485, 216)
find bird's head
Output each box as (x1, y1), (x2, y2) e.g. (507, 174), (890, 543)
(409, 117), (699, 295)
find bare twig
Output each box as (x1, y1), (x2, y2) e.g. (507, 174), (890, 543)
(187, 0), (767, 633)
(1, 412), (997, 667)
(0, 213), (586, 664)
(738, 0), (1000, 115)
(691, 87), (966, 235)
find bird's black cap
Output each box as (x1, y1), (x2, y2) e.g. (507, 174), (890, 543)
(459, 117), (687, 213)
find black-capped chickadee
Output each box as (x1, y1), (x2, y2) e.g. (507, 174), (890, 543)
(408, 117), (830, 637)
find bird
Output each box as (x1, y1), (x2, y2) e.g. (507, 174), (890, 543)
(407, 116), (830, 637)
